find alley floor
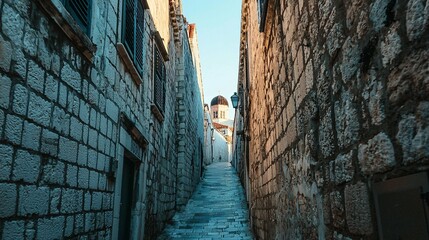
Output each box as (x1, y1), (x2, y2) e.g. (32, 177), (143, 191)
(158, 162), (254, 240)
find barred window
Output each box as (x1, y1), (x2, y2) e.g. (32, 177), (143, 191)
(153, 45), (166, 113)
(122, 0), (145, 75)
(61, 0), (92, 34)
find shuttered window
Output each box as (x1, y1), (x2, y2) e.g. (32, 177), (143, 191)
(61, 0), (92, 34)
(154, 46), (166, 113)
(122, 0), (145, 76)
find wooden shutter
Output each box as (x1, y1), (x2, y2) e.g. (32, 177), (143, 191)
(155, 47), (165, 80)
(135, 2), (144, 73)
(123, 0), (135, 57)
(122, 0), (144, 75)
(154, 47), (165, 111)
(64, 0), (91, 34)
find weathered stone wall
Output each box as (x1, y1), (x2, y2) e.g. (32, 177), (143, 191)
(188, 24), (205, 106)
(203, 109), (214, 166)
(236, 0), (429, 239)
(0, 0), (204, 239)
(0, 1), (121, 238)
(174, 18), (205, 209)
(142, 10), (179, 239)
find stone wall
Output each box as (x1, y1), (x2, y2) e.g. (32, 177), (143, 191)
(141, 6), (179, 238)
(188, 24), (205, 106)
(203, 109), (214, 166)
(174, 18), (205, 209)
(0, 0), (204, 239)
(235, 0), (429, 239)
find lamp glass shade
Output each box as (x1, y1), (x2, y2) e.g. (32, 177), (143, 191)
(231, 92), (239, 108)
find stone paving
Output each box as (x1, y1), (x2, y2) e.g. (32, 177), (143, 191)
(158, 162), (254, 240)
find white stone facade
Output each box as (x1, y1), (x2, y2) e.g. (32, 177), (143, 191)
(0, 0), (204, 239)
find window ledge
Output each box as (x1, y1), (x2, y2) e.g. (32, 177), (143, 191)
(151, 104), (164, 122)
(116, 43), (143, 86)
(153, 31), (169, 61)
(35, 0), (96, 61)
(121, 113), (149, 149)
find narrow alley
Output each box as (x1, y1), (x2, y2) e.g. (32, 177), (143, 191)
(158, 162), (253, 240)
(1, 0), (429, 239)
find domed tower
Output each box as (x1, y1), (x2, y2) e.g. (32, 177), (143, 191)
(210, 95), (229, 123)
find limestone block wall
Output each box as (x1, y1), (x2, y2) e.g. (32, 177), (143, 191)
(236, 0), (429, 239)
(142, 13), (179, 240)
(188, 24), (205, 106)
(0, 1), (122, 238)
(174, 18), (205, 209)
(0, 0), (204, 239)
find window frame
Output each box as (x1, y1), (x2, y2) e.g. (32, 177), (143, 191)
(153, 44), (166, 114)
(121, 0), (146, 77)
(60, 0), (92, 35)
(150, 32), (169, 122)
(34, 0), (96, 60)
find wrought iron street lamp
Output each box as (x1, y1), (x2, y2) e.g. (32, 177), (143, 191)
(231, 92), (239, 109)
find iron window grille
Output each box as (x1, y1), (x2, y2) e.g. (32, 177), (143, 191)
(122, 0), (145, 76)
(154, 45), (166, 113)
(60, 0), (92, 35)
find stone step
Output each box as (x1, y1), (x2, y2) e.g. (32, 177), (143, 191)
(158, 162), (254, 240)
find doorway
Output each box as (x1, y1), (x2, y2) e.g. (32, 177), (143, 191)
(118, 156), (136, 239)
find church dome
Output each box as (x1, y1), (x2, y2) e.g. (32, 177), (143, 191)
(210, 95), (229, 106)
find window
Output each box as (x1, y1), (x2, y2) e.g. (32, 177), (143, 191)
(258, 0), (269, 32)
(149, 31), (168, 121)
(60, 0), (92, 34)
(34, 0), (96, 60)
(153, 45), (166, 114)
(214, 111), (218, 119)
(122, 0), (145, 76)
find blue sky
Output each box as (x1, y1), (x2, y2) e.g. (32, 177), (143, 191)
(182, 0), (242, 119)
